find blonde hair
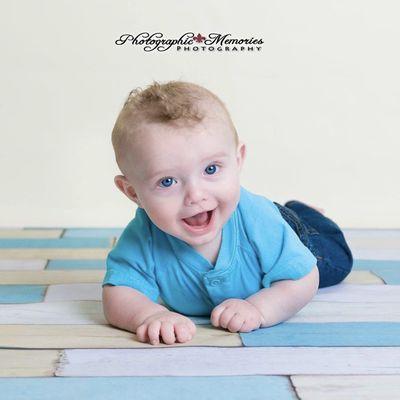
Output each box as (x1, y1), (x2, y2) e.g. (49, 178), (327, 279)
(111, 80), (239, 172)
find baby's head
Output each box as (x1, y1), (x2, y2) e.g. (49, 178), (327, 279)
(112, 80), (246, 250)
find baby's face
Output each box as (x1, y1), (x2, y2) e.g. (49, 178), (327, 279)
(117, 114), (246, 252)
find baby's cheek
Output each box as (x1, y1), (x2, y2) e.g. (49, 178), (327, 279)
(218, 183), (240, 211)
(146, 203), (177, 231)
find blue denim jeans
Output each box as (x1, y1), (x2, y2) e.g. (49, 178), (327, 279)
(273, 200), (353, 288)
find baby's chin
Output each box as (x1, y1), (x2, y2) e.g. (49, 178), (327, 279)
(183, 224), (223, 249)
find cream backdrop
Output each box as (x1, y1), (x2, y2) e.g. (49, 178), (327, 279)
(1, 1), (399, 228)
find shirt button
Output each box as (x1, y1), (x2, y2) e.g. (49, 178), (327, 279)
(211, 279), (221, 286)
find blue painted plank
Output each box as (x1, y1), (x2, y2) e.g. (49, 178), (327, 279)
(0, 285), (47, 303)
(241, 322), (400, 347)
(0, 238), (112, 248)
(63, 228), (123, 238)
(0, 376), (295, 400)
(188, 317), (211, 325)
(352, 260), (400, 284)
(47, 259), (106, 269)
(376, 269), (400, 285)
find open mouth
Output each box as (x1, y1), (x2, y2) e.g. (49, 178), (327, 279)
(182, 209), (214, 229)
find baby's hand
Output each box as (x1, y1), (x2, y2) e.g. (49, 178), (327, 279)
(211, 298), (265, 333)
(135, 310), (196, 345)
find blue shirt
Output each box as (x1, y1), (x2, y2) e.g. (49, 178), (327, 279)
(102, 186), (317, 316)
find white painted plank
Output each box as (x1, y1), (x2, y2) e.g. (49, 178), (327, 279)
(44, 284), (102, 301)
(346, 237), (400, 250)
(1, 299), (398, 324)
(351, 249), (400, 260)
(343, 229), (400, 239)
(314, 284), (400, 303)
(44, 283), (167, 308)
(0, 259), (47, 270)
(0, 301), (107, 324)
(287, 301), (400, 323)
(56, 347), (400, 376)
(292, 375), (400, 400)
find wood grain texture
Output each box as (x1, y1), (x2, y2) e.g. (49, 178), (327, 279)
(44, 283), (102, 301)
(240, 322), (400, 347)
(63, 228), (123, 238)
(348, 237), (400, 250)
(0, 376), (295, 399)
(0, 230), (63, 238)
(352, 249), (400, 260)
(0, 249), (109, 260)
(287, 301), (400, 323)
(56, 347), (400, 376)
(342, 270), (384, 284)
(0, 259), (47, 270)
(314, 284), (400, 303)
(0, 324), (242, 348)
(0, 238), (113, 248)
(292, 375), (400, 400)
(0, 270), (104, 284)
(0, 285), (47, 303)
(0, 301), (106, 324)
(0, 349), (60, 377)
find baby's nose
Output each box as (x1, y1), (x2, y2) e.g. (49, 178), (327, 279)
(184, 186), (208, 206)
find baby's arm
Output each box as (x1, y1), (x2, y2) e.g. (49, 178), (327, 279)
(211, 265), (319, 332)
(246, 265), (319, 327)
(102, 285), (168, 332)
(102, 285), (196, 345)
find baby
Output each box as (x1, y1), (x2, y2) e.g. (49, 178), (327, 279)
(102, 80), (353, 345)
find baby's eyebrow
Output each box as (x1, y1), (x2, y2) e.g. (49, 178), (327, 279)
(147, 151), (228, 180)
(201, 151), (228, 162)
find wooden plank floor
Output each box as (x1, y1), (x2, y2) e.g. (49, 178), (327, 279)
(0, 228), (399, 399)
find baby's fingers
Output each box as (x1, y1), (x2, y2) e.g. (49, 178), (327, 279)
(135, 324), (148, 343)
(188, 320), (197, 336)
(218, 307), (238, 329)
(160, 321), (176, 345)
(227, 313), (245, 333)
(147, 320), (162, 345)
(174, 323), (193, 343)
(210, 305), (226, 327)
(239, 321), (258, 333)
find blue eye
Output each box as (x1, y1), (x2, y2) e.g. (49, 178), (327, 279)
(157, 164), (219, 189)
(159, 177), (175, 188)
(205, 164), (218, 175)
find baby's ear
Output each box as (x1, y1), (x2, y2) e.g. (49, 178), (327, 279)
(114, 175), (142, 207)
(236, 141), (246, 172)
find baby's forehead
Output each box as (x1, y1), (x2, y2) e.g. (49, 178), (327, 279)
(121, 117), (235, 181)
(135, 115), (232, 150)
(134, 121), (233, 160)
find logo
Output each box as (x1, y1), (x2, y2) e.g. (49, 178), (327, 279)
(115, 32), (263, 52)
